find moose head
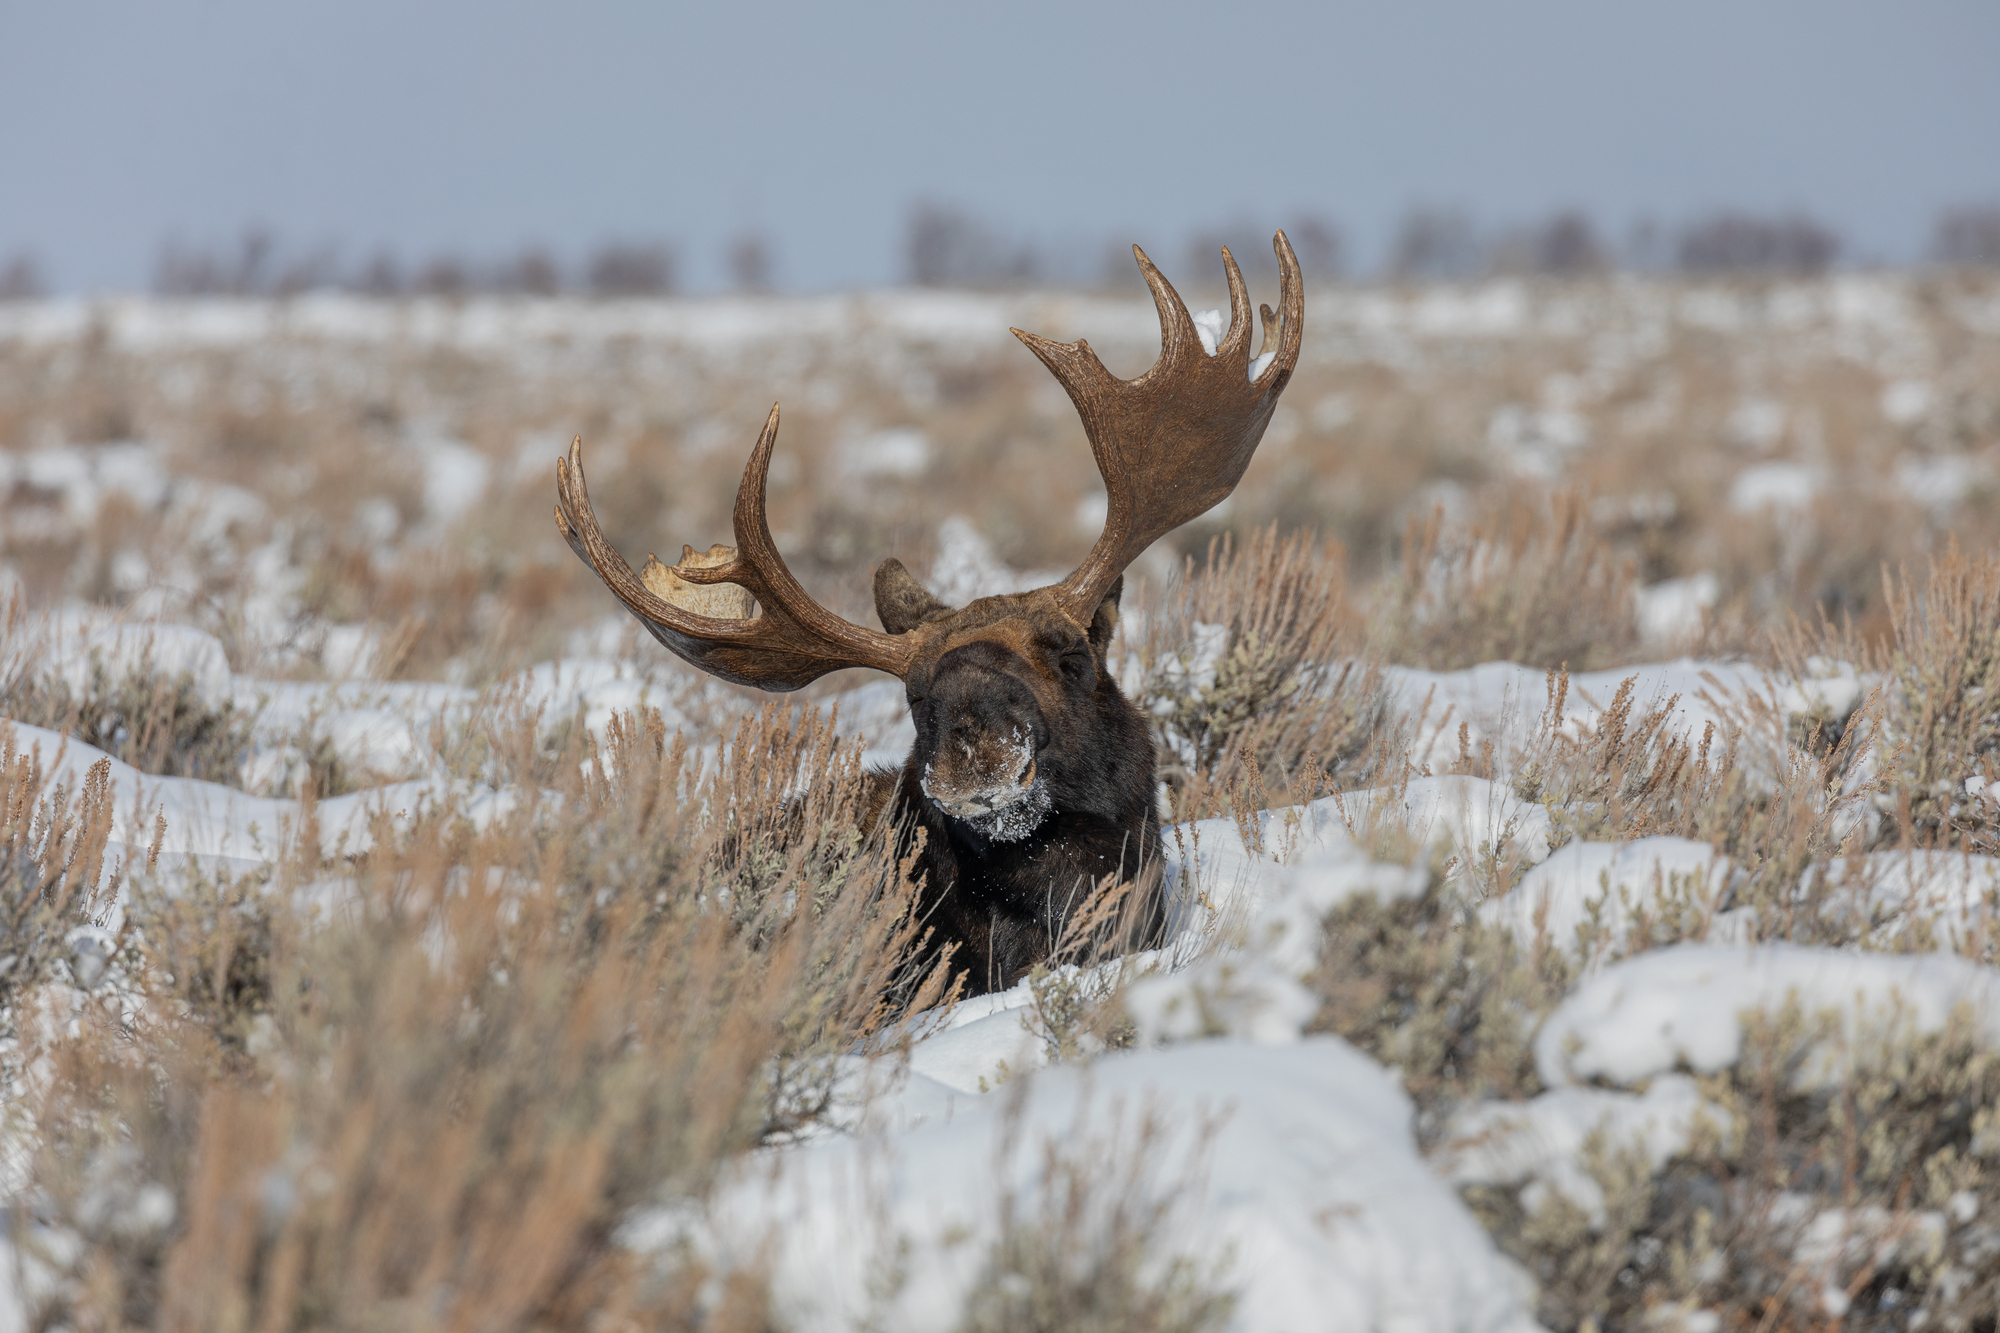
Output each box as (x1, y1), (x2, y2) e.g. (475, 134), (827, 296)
(556, 233), (1304, 991)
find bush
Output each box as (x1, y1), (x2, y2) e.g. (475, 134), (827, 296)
(14, 703), (953, 1330)
(1133, 525), (1394, 821)
(1373, 491), (1640, 673)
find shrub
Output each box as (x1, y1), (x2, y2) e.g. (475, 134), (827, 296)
(2, 643), (255, 786)
(1372, 491), (1640, 673)
(1133, 525), (1394, 821)
(15, 703), (953, 1331)
(0, 727), (135, 1033)
(955, 1093), (1235, 1333)
(1467, 1004), (2000, 1331)
(1876, 543), (2000, 852)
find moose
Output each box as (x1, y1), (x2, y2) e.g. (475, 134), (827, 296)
(555, 233), (1303, 993)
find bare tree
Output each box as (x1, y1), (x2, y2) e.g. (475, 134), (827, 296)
(498, 247), (563, 295)
(416, 255), (472, 297)
(587, 242), (675, 297)
(1286, 215), (1344, 280)
(0, 252), (45, 301)
(353, 249), (405, 296)
(906, 202), (1036, 288)
(1492, 211), (1608, 276)
(153, 228), (341, 296)
(1677, 211), (1841, 274)
(1933, 205), (2000, 267)
(726, 231), (773, 291)
(1622, 217), (1670, 271)
(1389, 207), (1483, 280)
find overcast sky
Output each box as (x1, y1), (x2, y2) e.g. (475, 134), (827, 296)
(3, 0), (1997, 292)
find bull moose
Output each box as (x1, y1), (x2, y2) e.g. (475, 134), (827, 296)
(555, 233), (1304, 992)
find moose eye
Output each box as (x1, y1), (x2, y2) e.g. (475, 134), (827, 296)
(1059, 645), (1093, 679)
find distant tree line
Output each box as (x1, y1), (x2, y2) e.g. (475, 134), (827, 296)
(135, 229), (778, 298)
(902, 201), (2000, 288)
(2, 205), (2000, 302)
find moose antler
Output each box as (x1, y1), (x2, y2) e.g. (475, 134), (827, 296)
(554, 404), (914, 690)
(556, 231), (1302, 691)
(1014, 229), (1304, 622)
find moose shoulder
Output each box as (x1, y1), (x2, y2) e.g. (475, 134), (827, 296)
(555, 232), (1305, 994)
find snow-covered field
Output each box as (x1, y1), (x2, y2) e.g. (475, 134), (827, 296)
(10, 595), (1998, 1329)
(7, 277), (2000, 1330)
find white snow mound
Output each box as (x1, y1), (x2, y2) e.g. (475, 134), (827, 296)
(1535, 943), (2000, 1090)
(680, 1038), (1541, 1333)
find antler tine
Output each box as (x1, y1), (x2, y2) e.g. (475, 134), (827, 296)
(554, 418), (913, 691)
(1264, 229), (1305, 386)
(1131, 243), (1203, 369)
(1219, 245), (1253, 361)
(1012, 232), (1305, 623)
(555, 436), (670, 616)
(715, 404), (901, 657)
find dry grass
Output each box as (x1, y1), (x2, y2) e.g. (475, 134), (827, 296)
(6, 702), (957, 1331)
(1287, 547), (2000, 1329)
(8, 273), (2000, 1330)
(1372, 489), (1641, 671)
(954, 1093), (1235, 1333)
(4, 272), (1999, 682)
(1131, 525), (1393, 822)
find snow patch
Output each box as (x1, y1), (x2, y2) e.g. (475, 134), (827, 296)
(1482, 836), (1735, 971)
(680, 1039), (1542, 1333)
(1728, 462), (1824, 514)
(1535, 943), (2000, 1090)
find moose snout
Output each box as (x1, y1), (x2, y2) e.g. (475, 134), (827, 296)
(921, 732), (1040, 819)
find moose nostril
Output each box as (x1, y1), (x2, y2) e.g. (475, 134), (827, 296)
(1017, 757), (1037, 788)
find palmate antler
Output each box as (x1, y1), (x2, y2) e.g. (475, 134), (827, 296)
(555, 230), (1304, 690)
(1018, 230), (1305, 622)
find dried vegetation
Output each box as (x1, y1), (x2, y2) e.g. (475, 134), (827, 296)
(7, 272), (2000, 1329)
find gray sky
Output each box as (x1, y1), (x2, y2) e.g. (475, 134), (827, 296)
(3, 0), (1997, 291)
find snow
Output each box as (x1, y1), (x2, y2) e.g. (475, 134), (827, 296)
(11, 588), (2000, 1328)
(1880, 378), (1934, 425)
(1159, 776), (1551, 945)
(1726, 398), (1787, 450)
(1191, 307), (1226, 355)
(1803, 850), (2000, 948)
(413, 435), (492, 524)
(1132, 832), (1430, 1047)
(923, 516), (1065, 606)
(1, 721), (513, 874)
(677, 1039), (1542, 1333)
(1534, 943), (2000, 1091)
(1635, 573), (1718, 643)
(1384, 658), (1769, 775)
(1897, 452), (1986, 511)
(1727, 462), (1824, 514)
(1438, 1075), (1729, 1223)
(1482, 836), (1734, 970)
(1777, 655), (1870, 723)
(836, 425), (932, 479)
(47, 621), (235, 710)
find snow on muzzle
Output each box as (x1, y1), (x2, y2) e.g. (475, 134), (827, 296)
(919, 726), (1051, 842)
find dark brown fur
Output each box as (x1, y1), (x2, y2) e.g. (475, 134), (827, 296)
(860, 562), (1163, 994)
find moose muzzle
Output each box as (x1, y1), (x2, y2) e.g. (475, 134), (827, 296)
(920, 726), (1052, 842)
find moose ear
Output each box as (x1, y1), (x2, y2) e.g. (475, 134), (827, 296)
(1087, 576), (1123, 653)
(874, 558), (949, 635)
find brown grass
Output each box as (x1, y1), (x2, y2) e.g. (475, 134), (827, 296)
(9, 273), (2000, 1329)
(1372, 489), (1640, 671)
(10, 702), (956, 1331)
(1132, 525), (1393, 822)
